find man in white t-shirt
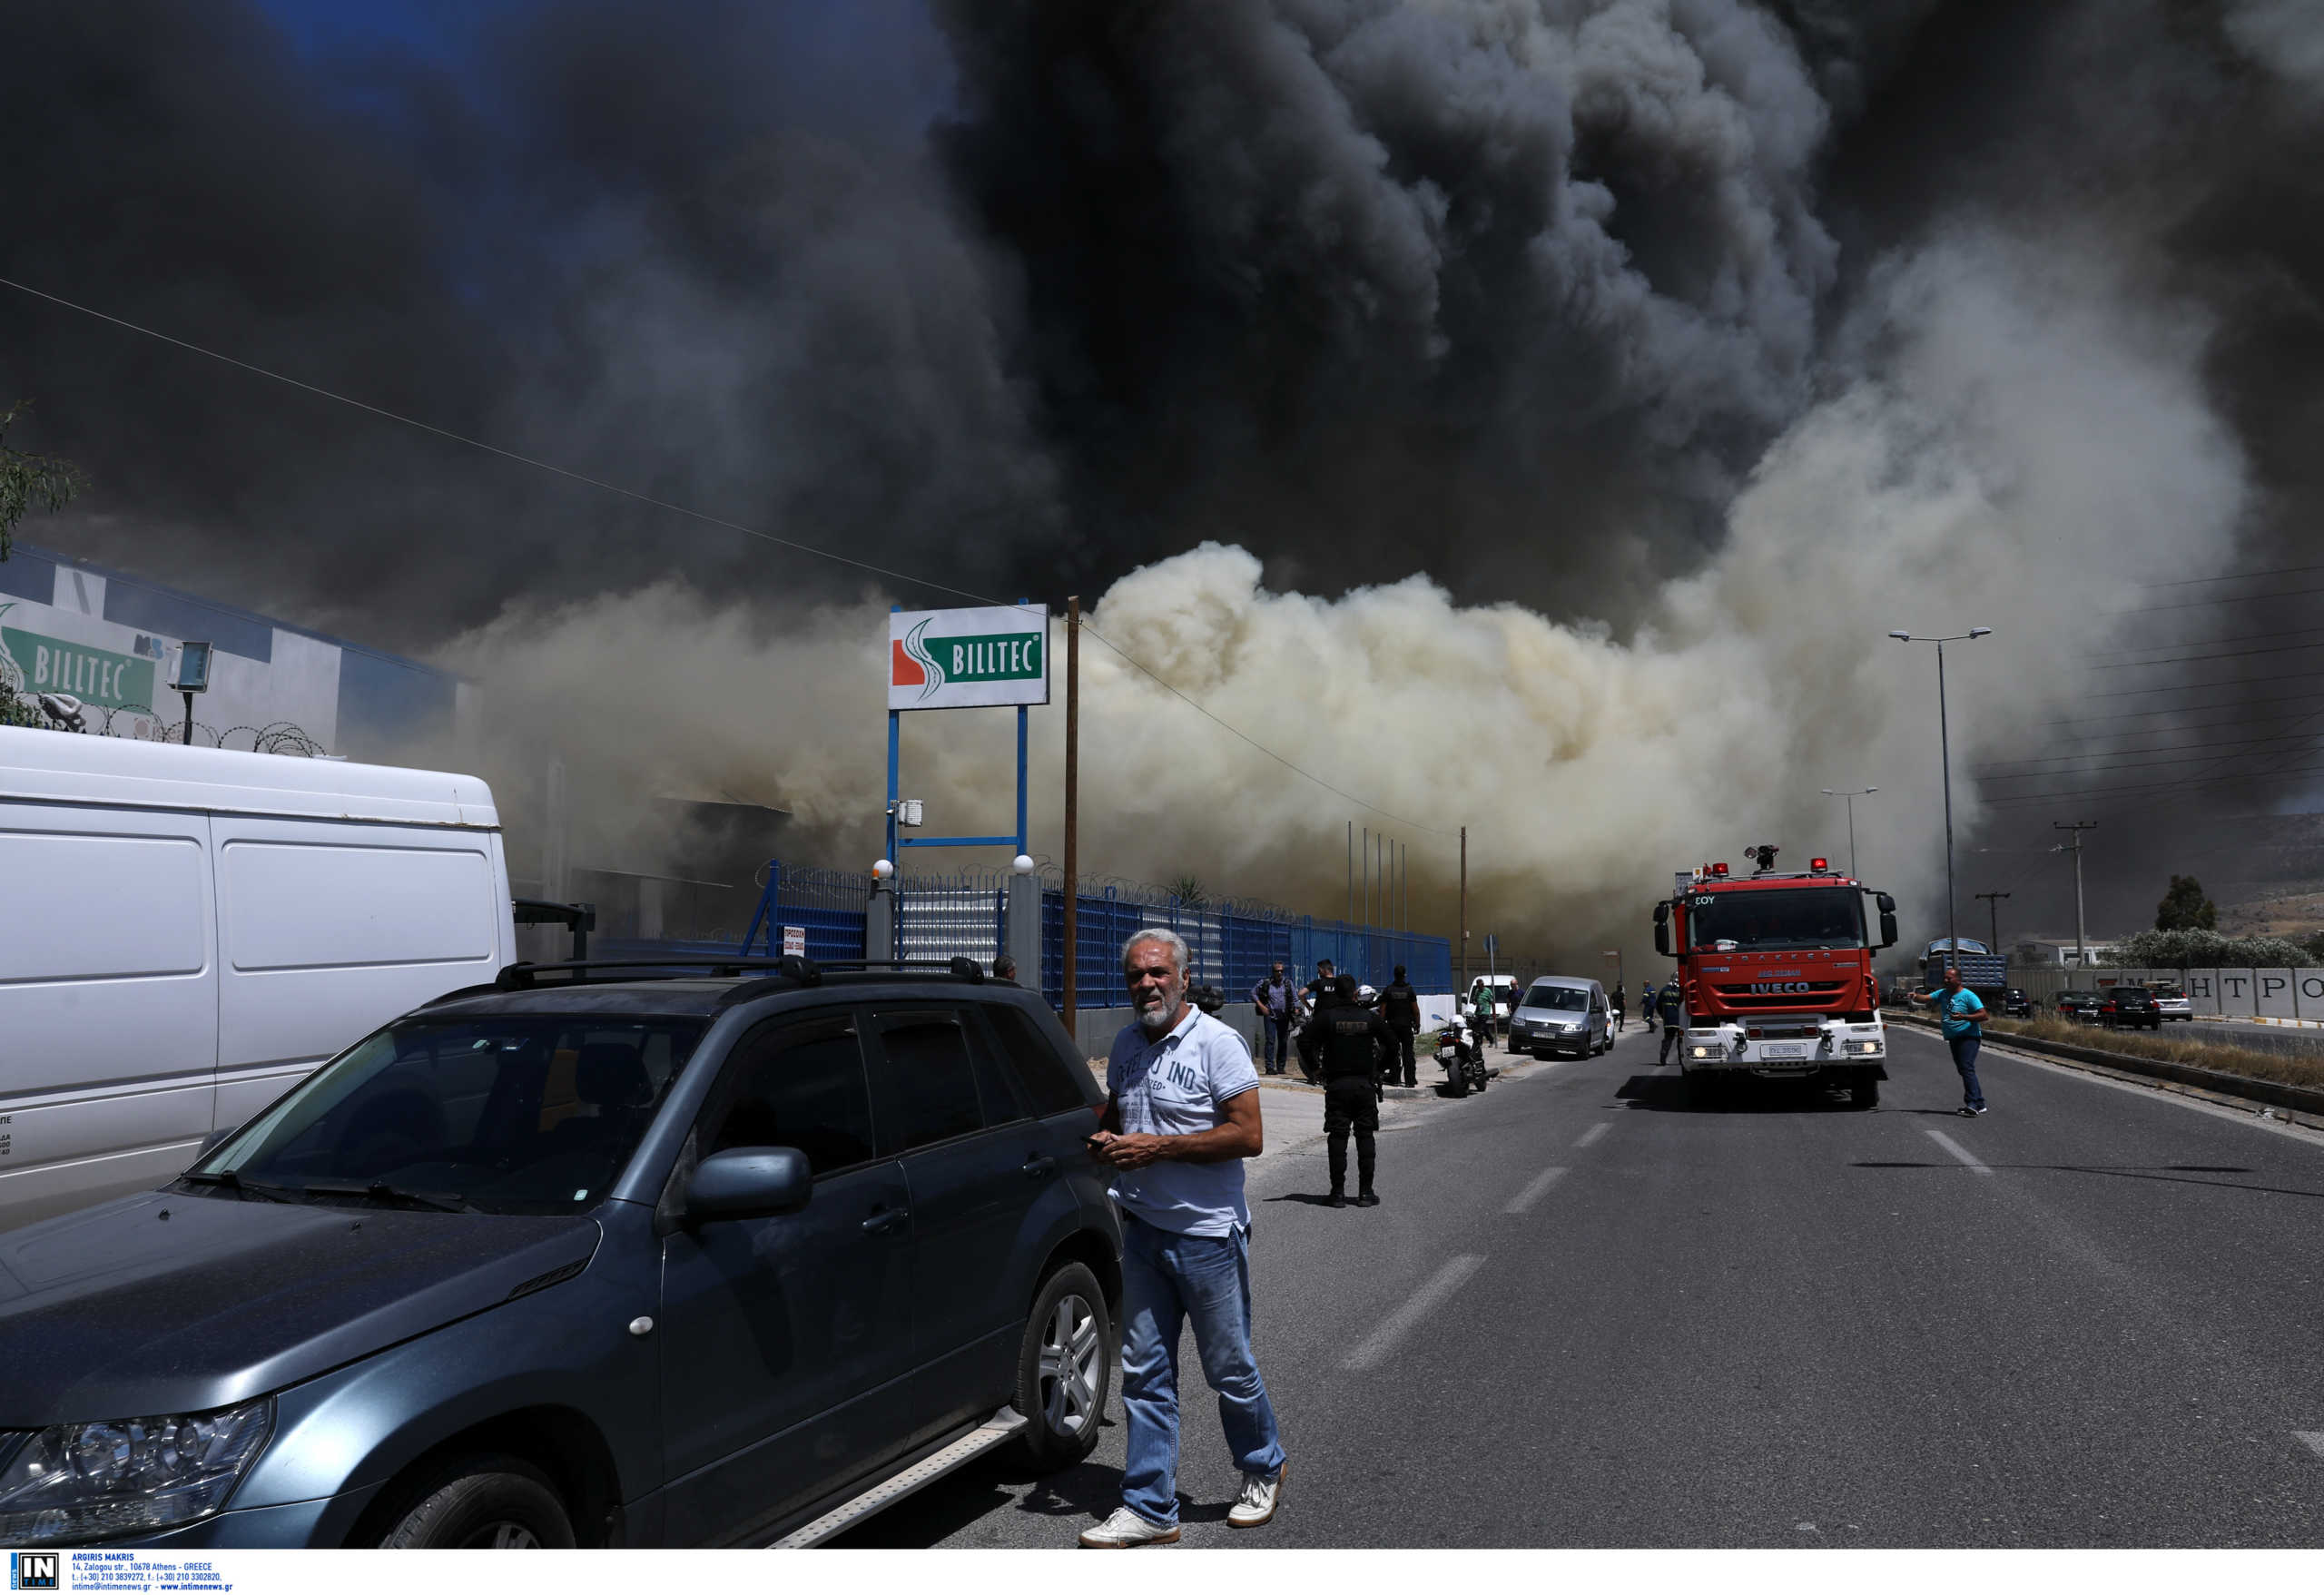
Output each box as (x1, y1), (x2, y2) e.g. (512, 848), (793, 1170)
(1079, 928), (1286, 1548)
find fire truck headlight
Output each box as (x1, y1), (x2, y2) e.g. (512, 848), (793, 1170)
(1842, 1039), (1884, 1057)
(1686, 1043), (1719, 1060)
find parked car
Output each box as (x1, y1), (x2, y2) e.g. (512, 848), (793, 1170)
(0, 956), (1120, 1550)
(1507, 977), (1613, 1058)
(2097, 986), (2162, 1030)
(0, 725), (517, 1233)
(2147, 983), (2194, 1021)
(2000, 988), (2034, 1019)
(2055, 990), (2102, 1021)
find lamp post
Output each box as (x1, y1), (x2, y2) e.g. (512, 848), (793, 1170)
(1819, 787), (1878, 879)
(1887, 627), (1992, 970)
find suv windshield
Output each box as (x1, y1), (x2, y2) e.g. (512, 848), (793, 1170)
(1523, 985), (1590, 1011)
(1685, 888), (1866, 952)
(191, 1014), (707, 1216)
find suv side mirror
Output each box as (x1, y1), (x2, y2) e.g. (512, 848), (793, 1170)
(1653, 901), (1671, 958)
(685, 1147), (812, 1223)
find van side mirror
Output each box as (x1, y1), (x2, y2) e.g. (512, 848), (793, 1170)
(685, 1147), (812, 1223)
(1653, 901), (1670, 959)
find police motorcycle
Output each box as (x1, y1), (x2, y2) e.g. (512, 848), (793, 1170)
(1435, 1012), (1489, 1097)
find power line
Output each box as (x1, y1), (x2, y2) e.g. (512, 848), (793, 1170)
(2085, 667), (2324, 699)
(2122, 584), (2324, 614)
(2091, 623), (2324, 658)
(2043, 689), (2324, 726)
(2137, 563), (2324, 588)
(2094, 638), (2324, 670)
(0, 273), (1453, 837)
(1974, 729), (2324, 773)
(1983, 758), (2324, 806)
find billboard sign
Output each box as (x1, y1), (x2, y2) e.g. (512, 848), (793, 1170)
(0, 606), (156, 711)
(888, 606), (1049, 710)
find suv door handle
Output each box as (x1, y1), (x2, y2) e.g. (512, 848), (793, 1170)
(1021, 1155), (1057, 1179)
(861, 1207), (909, 1236)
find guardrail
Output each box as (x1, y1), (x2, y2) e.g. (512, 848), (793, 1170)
(1890, 1009), (2324, 1123)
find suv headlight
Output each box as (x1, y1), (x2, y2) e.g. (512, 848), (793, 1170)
(0, 1399), (273, 1545)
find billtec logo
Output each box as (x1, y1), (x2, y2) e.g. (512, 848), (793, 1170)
(10, 1552), (60, 1591)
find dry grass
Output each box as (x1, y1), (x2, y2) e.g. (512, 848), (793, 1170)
(1979, 1014), (2324, 1092)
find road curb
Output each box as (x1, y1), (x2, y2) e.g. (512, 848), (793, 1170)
(1889, 1011), (2324, 1128)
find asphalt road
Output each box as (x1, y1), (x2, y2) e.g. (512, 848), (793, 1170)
(833, 1022), (2324, 1549)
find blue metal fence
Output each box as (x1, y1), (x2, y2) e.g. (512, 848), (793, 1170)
(1039, 877), (1452, 1009)
(738, 863), (871, 963)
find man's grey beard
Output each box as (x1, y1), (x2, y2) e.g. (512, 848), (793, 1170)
(1137, 989), (1179, 1033)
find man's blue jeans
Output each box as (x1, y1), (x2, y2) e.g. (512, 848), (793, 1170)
(1947, 1031), (1986, 1109)
(1118, 1213), (1285, 1528)
(1260, 1014), (1291, 1071)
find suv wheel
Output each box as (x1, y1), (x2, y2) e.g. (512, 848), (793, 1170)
(377, 1453), (575, 1549)
(1013, 1262), (1112, 1470)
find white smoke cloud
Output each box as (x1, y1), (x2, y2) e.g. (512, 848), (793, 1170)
(443, 228), (2244, 968)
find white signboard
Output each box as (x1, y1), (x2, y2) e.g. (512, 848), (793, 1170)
(781, 925), (807, 958)
(888, 606), (1049, 711)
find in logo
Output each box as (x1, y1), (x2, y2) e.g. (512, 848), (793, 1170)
(10, 1552), (59, 1591)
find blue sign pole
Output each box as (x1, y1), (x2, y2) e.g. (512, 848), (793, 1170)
(1016, 702), (1029, 856)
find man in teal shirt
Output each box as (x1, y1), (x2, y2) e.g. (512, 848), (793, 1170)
(1913, 967), (1988, 1115)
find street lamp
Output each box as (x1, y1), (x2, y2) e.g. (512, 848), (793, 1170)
(1819, 787), (1878, 879)
(1888, 627), (1992, 972)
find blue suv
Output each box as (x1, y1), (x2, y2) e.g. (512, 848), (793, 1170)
(0, 957), (1120, 1548)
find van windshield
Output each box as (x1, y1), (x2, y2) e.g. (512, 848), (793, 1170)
(1686, 888), (1866, 953)
(1523, 985), (1590, 1011)
(190, 1015), (706, 1216)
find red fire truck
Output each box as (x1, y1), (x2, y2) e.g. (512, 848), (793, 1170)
(1651, 845), (1900, 1108)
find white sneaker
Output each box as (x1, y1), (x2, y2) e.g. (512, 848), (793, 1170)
(1079, 1507), (1180, 1548)
(1227, 1461), (1287, 1529)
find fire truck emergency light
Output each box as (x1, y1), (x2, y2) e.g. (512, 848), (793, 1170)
(1710, 861), (1729, 877)
(1811, 857), (1828, 871)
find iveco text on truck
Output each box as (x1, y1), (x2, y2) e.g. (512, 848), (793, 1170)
(1652, 845), (1899, 1108)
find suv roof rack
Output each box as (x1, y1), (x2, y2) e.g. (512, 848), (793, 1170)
(468, 952), (995, 994)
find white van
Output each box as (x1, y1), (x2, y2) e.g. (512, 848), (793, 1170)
(0, 726), (514, 1231)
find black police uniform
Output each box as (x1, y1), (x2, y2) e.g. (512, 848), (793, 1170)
(1377, 978), (1421, 1087)
(1297, 971), (1335, 1078)
(1320, 980), (1390, 1206)
(1655, 983), (1685, 1065)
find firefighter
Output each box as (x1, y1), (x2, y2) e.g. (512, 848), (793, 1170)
(1320, 973), (1389, 1207)
(1655, 980), (1685, 1065)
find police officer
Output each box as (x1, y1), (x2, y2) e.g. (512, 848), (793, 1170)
(1655, 980), (1685, 1065)
(1374, 963), (1422, 1088)
(1297, 959), (1337, 1081)
(1609, 982), (1626, 1033)
(1320, 973), (1389, 1207)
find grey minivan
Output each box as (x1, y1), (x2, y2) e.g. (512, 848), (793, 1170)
(0, 957), (1120, 1549)
(1507, 978), (1612, 1059)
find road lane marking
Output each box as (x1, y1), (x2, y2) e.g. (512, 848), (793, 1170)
(2294, 1433), (2324, 1461)
(1576, 1123), (1610, 1148)
(1925, 1128), (1993, 1175)
(1343, 1255), (1487, 1371)
(1504, 1167), (1569, 1215)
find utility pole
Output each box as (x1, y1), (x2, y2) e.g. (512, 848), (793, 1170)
(1062, 596), (1080, 1033)
(1346, 821), (1354, 925)
(1974, 891), (2011, 957)
(1458, 825), (1469, 987)
(2053, 821), (2097, 970)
